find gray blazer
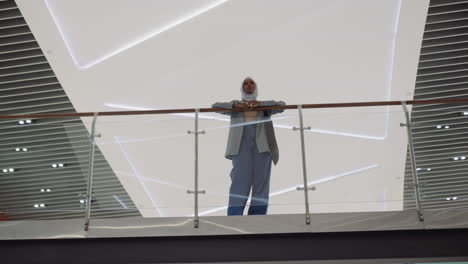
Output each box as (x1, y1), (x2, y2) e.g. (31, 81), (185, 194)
(212, 100), (286, 165)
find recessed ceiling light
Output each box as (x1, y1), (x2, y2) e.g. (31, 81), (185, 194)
(15, 147), (28, 152)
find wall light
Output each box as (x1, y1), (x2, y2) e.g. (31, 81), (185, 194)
(52, 163), (65, 168)
(18, 119), (33, 125)
(417, 167), (431, 172)
(15, 147), (28, 152)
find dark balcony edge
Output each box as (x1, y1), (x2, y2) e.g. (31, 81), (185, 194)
(1, 228), (468, 264)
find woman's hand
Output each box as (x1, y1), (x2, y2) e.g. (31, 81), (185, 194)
(233, 103), (251, 111)
(246, 101), (260, 109)
(234, 101), (260, 111)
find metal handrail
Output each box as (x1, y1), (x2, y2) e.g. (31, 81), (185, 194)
(2, 98), (468, 119)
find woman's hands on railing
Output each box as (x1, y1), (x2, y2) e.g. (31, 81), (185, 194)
(234, 101), (260, 111)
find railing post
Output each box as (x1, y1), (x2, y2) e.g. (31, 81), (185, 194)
(187, 109), (206, 228)
(293, 105), (315, 225)
(84, 112), (100, 231)
(400, 102), (424, 222)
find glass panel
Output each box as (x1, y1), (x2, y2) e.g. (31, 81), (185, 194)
(7, 105), (466, 238)
(268, 108), (307, 214)
(198, 108), (305, 216)
(90, 114), (193, 220)
(0, 116), (92, 222)
(300, 106), (413, 213)
(410, 107), (468, 212)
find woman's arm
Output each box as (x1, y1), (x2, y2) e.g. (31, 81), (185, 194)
(212, 100), (251, 115)
(260, 100), (286, 115)
(212, 101), (234, 115)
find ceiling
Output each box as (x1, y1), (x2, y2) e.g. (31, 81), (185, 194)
(0, 0), (139, 220)
(5, 0), (438, 218)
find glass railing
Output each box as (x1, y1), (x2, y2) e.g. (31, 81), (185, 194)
(93, 114), (195, 219)
(0, 117), (92, 221)
(1, 99), (467, 239)
(198, 109), (306, 217)
(405, 107), (468, 216)
(300, 106), (410, 213)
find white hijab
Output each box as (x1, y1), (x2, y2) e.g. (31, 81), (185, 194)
(241, 77), (258, 101)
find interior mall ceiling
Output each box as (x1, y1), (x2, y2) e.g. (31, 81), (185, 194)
(9, 0), (468, 219)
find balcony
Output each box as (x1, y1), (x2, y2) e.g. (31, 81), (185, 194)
(2, 0), (468, 262)
(2, 100), (468, 262)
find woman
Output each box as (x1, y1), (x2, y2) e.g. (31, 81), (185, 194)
(212, 77), (285, 215)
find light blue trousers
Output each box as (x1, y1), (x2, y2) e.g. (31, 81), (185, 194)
(228, 124), (272, 215)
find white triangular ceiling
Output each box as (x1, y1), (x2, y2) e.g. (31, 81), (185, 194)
(45, 0), (228, 69)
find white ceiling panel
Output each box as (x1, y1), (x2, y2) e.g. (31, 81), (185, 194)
(45, 0), (227, 69)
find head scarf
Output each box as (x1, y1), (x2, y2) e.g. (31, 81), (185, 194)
(241, 77), (258, 101)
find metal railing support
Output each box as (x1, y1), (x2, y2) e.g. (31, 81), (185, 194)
(293, 105), (315, 225)
(187, 109), (206, 228)
(84, 112), (100, 231)
(400, 102), (424, 222)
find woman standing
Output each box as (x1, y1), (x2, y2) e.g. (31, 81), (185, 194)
(212, 77), (285, 215)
